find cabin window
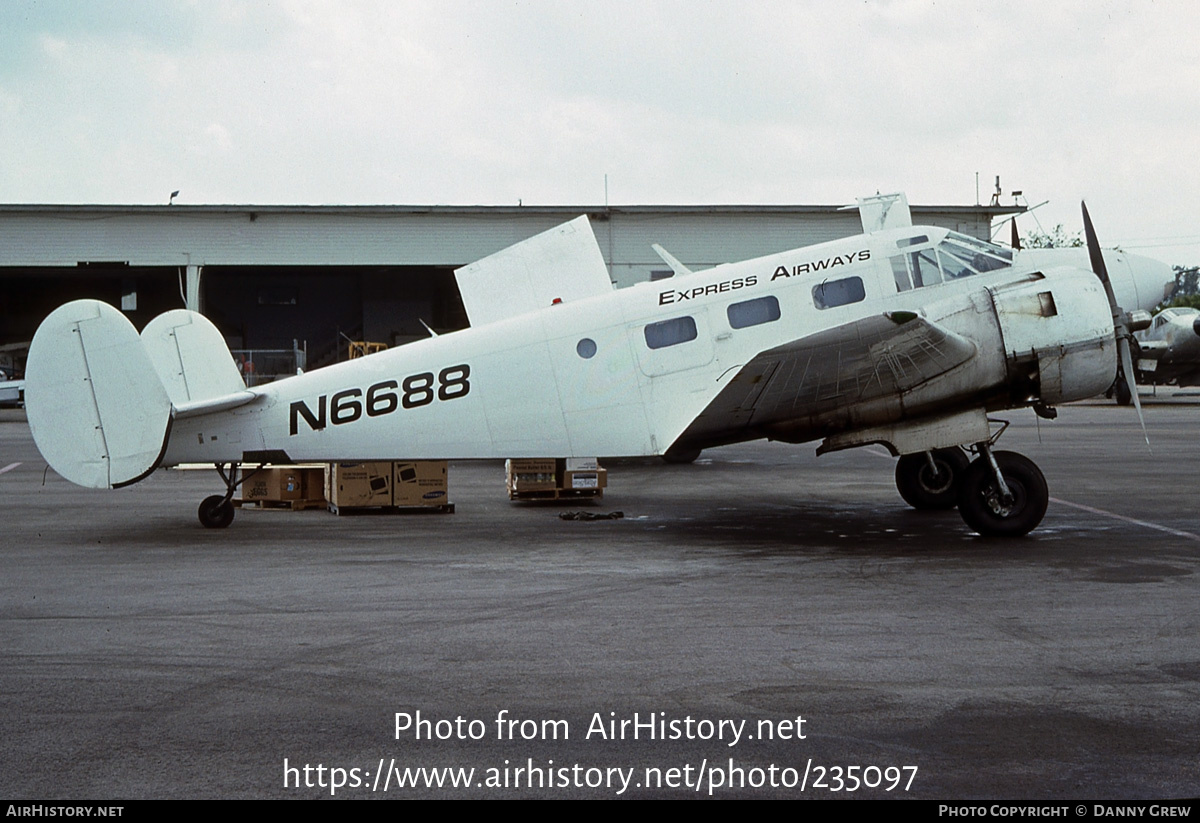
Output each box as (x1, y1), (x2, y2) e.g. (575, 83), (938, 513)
(812, 276), (866, 310)
(576, 338), (597, 359)
(644, 316), (698, 349)
(897, 235), (929, 248)
(727, 296), (781, 329)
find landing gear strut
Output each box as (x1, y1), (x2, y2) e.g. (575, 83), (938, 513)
(894, 448), (970, 510)
(197, 462), (256, 529)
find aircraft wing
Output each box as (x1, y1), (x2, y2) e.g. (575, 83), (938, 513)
(676, 313), (978, 445)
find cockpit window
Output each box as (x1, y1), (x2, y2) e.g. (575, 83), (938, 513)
(888, 231), (1014, 292)
(941, 232), (1013, 273)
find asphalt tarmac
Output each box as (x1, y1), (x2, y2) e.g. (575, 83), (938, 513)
(2, 396), (1199, 799)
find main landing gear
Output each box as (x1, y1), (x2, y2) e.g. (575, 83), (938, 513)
(1111, 374), (1133, 406)
(197, 463), (258, 529)
(894, 448), (970, 510)
(893, 428), (1049, 537)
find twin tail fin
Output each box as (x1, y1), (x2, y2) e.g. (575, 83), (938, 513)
(25, 300), (251, 489)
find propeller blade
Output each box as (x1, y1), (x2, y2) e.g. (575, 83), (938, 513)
(1010, 219), (1021, 250)
(1082, 201), (1119, 316)
(1118, 337), (1151, 451)
(1083, 202), (1151, 451)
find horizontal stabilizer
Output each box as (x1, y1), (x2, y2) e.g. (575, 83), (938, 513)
(454, 215), (612, 327)
(25, 300), (172, 489)
(174, 389), (258, 419)
(141, 310), (247, 406)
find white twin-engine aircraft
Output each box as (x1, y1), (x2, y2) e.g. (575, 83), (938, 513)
(24, 195), (1172, 536)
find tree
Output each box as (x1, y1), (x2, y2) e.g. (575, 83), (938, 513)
(1171, 265), (1200, 297)
(1159, 293), (1200, 312)
(1021, 224), (1083, 249)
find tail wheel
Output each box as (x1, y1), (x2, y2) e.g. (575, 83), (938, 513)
(956, 451), (1048, 537)
(895, 448), (970, 510)
(198, 495), (235, 529)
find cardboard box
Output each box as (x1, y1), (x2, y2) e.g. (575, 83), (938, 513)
(564, 469), (607, 490)
(506, 458), (556, 473)
(241, 467), (324, 502)
(564, 457), (599, 472)
(326, 462), (394, 507)
(506, 458), (558, 493)
(394, 461), (449, 507)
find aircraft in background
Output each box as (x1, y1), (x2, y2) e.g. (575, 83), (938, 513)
(1109, 305), (1200, 403)
(0, 369), (23, 408)
(22, 194), (1172, 536)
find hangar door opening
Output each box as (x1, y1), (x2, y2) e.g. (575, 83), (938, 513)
(200, 264), (468, 375)
(0, 263), (185, 376)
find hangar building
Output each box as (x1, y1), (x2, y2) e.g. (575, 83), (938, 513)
(0, 202), (1018, 378)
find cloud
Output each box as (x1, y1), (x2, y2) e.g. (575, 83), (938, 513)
(0, 0), (1197, 262)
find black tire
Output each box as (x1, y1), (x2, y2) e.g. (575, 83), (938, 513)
(956, 451), (1048, 537)
(1114, 375), (1132, 406)
(662, 447), (702, 465)
(895, 448), (970, 510)
(198, 495), (235, 529)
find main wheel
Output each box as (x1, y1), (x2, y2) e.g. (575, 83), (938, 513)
(956, 451), (1048, 537)
(895, 448), (970, 510)
(1114, 375), (1132, 406)
(198, 495), (235, 529)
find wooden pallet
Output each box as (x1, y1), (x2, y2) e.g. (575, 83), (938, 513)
(508, 488), (603, 501)
(233, 497), (327, 511)
(327, 502), (456, 516)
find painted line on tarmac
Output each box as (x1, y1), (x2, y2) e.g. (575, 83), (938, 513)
(1048, 498), (1200, 543)
(0, 462), (19, 475)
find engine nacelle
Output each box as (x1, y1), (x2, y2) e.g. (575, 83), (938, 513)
(988, 270), (1117, 405)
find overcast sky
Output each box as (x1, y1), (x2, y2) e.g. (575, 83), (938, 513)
(1, 0), (1197, 264)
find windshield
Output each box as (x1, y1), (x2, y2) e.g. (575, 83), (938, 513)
(889, 231), (1013, 292)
